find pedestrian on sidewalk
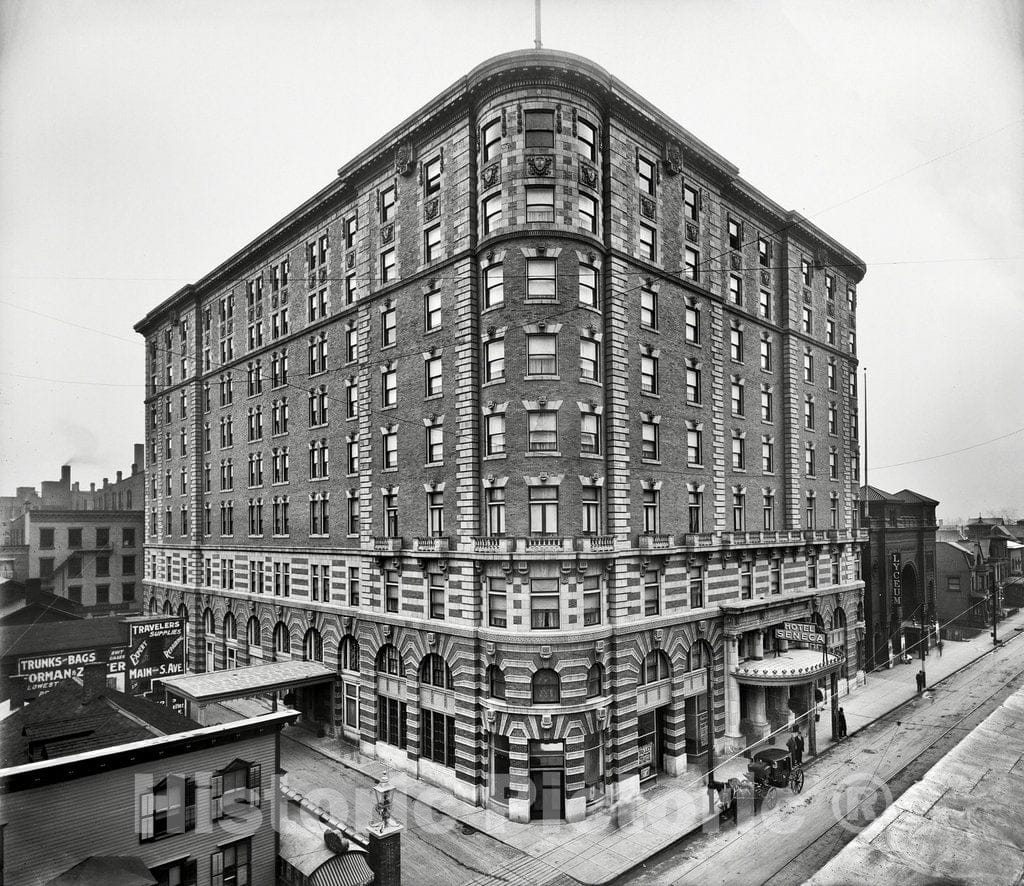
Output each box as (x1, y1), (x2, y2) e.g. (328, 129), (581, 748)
(787, 726), (804, 765)
(916, 670), (926, 693)
(937, 639), (944, 658)
(836, 707), (848, 739)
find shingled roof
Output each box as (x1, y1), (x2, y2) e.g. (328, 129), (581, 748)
(0, 679), (199, 767)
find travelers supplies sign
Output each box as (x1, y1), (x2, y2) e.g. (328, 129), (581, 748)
(127, 617), (186, 695)
(17, 647), (124, 691)
(891, 552), (902, 606)
(775, 622), (826, 645)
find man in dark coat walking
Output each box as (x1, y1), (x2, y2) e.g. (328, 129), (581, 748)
(787, 725), (804, 765)
(836, 707), (848, 739)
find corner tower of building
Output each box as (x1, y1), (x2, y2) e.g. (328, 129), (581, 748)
(135, 49), (866, 824)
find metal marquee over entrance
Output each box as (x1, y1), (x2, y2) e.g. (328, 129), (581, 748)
(159, 660), (334, 724)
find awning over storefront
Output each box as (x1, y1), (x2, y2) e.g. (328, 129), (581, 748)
(732, 649), (843, 686)
(159, 660), (334, 704)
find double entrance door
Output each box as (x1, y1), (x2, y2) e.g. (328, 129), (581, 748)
(529, 741), (565, 820)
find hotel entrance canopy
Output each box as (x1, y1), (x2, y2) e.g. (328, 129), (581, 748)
(731, 649), (843, 687)
(159, 660), (334, 705)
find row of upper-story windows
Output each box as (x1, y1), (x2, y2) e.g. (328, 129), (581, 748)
(480, 109), (599, 163)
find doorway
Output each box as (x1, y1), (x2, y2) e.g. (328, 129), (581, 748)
(637, 707), (667, 784)
(528, 741), (565, 820)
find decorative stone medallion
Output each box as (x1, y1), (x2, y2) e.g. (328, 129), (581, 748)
(760, 269), (771, 286)
(424, 198), (440, 221)
(685, 222), (699, 242)
(481, 162), (501, 189)
(639, 195), (656, 220)
(381, 223), (394, 245)
(578, 162), (598, 189)
(527, 155), (553, 176)
(730, 253), (742, 270)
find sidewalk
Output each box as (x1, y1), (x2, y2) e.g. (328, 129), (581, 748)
(246, 609), (1024, 886)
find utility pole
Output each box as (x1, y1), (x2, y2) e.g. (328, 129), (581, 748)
(919, 602), (927, 687)
(992, 581), (1000, 647)
(534, 0), (542, 49)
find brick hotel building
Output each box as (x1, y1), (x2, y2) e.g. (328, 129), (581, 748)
(136, 49), (866, 823)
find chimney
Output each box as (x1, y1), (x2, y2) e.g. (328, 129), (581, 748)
(133, 443), (145, 475)
(61, 465), (71, 487)
(116, 471), (123, 483)
(90, 482), (95, 492)
(103, 477), (109, 488)
(72, 482), (80, 492)
(82, 662), (109, 695)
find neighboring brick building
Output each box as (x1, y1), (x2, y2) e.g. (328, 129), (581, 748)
(1, 450), (146, 616)
(860, 486), (938, 667)
(0, 671), (296, 886)
(135, 49), (866, 823)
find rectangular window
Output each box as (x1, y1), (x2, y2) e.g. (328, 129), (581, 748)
(683, 184), (698, 221)
(759, 290), (771, 320)
(687, 428), (702, 466)
(381, 369), (397, 407)
(581, 486), (601, 535)
(482, 118), (502, 161)
(346, 327), (358, 362)
(423, 156), (442, 194)
(380, 248), (396, 284)
(637, 155), (656, 195)
(732, 435), (745, 470)
(762, 438), (775, 473)
(488, 576), (508, 626)
(526, 333), (557, 375)
(578, 264), (598, 308)
(425, 425), (444, 464)
(643, 570), (660, 616)
(643, 489), (660, 533)
(528, 410), (558, 452)
(529, 486), (559, 535)
(826, 319), (836, 346)
(641, 288), (658, 329)
(684, 246), (699, 281)
(689, 566), (705, 608)
(526, 258), (556, 299)
(427, 491), (444, 536)
(579, 338), (599, 382)
(484, 338), (505, 383)
(579, 194), (597, 233)
(524, 109), (555, 148)
(729, 274), (743, 305)
(583, 574), (601, 626)
(486, 487), (506, 536)
(526, 186), (555, 223)
(639, 223), (656, 261)
(482, 193), (502, 234)
(424, 288), (442, 331)
(428, 569), (445, 620)
(740, 561), (753, 599)
(758, 238), (772, 268)
(384, 568), (399, 612)
(728, 217), (743, 250)
(348, 566), (360, 605)
(578, 117), (597, 160)
(801, 258), (812, 286)
(580, 412), (601, 455)
(485, 413), (506, 456)
(483, 264), (503, 308)
(685, 364), (701, 404)
(424, 225), (442, 262)
(761, 339), (772, 372)
(770, 557), (781, 593)
(730, 327), (743, 361)
(381, 307), (396, 348)
(641, 354), (658, 394)
(764, 494), (776, 532)
(382, 430), (398, 470)
(530, 577), (560, 628)
(379, 185), (396, 223)
(732, 491), (746, 531)
(377, 696), (407, 748)
(731, 381), (744, 416)
(641, 420), (659, 460)
(425, 356), (443, 396)
(802, 307), (813, 335)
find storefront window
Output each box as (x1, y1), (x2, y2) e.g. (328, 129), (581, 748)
(490, 735), (511, 802)
(584, 732), (604, 801)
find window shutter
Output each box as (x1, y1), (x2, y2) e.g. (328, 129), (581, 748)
(210, 851), (224, 886)
(184, 858), (198, 886)
(139, 791), (154, 842)
(184, 776), (197, 831)
(248, 763), (262, 809)
(211, 774), (224, 821)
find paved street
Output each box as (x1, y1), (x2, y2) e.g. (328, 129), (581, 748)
(616, 628), (1024, 886)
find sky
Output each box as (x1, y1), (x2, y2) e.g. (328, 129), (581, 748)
(0, 0), (1022, 523)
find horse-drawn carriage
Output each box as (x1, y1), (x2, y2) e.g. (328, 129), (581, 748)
(736, 747), (805, 809)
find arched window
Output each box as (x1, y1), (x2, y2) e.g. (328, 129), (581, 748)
(223, 612), (237, 642)
(419, 653), (453, 689)
(177, 603), (188, 622)
(532, 668), (560, 704)
(688, 640), (713, 673)
(163, 599), (174, 615)
(303, 628), (323, 662)
(376, 644), (403, 676)
(340, 635), (360, 672)
(586, 663), (604, 699)
(247, 616), (261, 649)
(638, 649), (670, 685)
(203, 607), (216, 635)
(149, 598), (158, 615)
(487, 665), (506, 699)
(273, 622), (291, 656)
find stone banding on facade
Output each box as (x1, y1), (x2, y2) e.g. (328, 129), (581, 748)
(136, 49), (866, 824)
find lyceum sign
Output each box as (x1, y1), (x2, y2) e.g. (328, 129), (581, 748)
(127, 617), (186, 695)
(891, 551), (902, 606)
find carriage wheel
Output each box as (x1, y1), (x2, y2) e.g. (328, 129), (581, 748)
(767, 786), (778, 809)
(791, 767), (805, 793)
